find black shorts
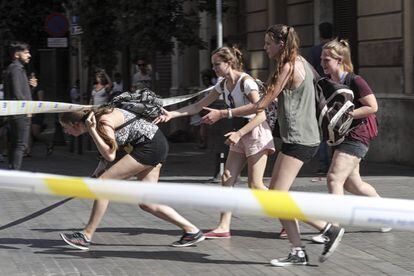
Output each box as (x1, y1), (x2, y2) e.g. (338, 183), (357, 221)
(281, 143), (319, 163)
(129, 129), (169, 166)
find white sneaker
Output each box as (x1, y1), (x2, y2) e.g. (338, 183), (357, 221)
(380, 227), (392, 233)
(311, 233), (328, 244)
(270, 248), (308, 267)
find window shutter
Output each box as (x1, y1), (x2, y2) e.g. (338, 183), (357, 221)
(155, 52), (172, 98)
(333, 0), (358, 72)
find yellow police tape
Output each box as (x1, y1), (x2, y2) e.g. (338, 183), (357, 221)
(0, 170), (413, 231)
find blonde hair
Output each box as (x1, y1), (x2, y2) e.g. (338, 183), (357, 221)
(59, 106), (118, 151)
(265, 24), (300, 94)
(323, 39), (354, 72)
(212, 46), (244, 71)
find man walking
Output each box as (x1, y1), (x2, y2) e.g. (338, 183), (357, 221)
(4, 41), (37, 170)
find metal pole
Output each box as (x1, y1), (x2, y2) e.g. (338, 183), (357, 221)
(216, 0), (223, 47)
(214, 0), (225, 181)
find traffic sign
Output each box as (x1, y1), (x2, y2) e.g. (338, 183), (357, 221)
(44, 12), (69, 37)
(70, 24), (83, 36)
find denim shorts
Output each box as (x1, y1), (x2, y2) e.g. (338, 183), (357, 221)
(333, 139), (369, 159)
(281, 143), (319, 163)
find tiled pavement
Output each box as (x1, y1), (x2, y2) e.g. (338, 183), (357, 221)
(0, 141), (413, 275)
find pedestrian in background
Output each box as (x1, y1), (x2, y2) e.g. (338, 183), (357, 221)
(70, 79), (80, 104)
(90, 69), (112, 106)
(111, 72), (123, 100)
(26, 81), (54, 157)
(4, 41), (36, 170)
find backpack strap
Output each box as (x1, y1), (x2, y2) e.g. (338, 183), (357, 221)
(343, 72), (357, 88)
(239, 75), (252, 93)
(114, 111), (139, 131)
(219, 78), (226, 92)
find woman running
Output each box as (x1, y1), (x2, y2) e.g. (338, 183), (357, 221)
(155, 46), (275, 239)
(59, 106), (205, 250)
(201, 25), (343, 265)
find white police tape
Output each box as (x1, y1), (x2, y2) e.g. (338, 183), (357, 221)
(162, 86), (214, 107)
(0, 86), (214, 116)
(0, 170), (412, 231)
(0, 101), (92, 116)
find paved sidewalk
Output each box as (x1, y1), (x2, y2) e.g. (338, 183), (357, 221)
(0, 142), (413, 275)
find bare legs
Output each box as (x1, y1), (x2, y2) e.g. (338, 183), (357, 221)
(138, 166), (199, 233)
(269, 152), (304, 247)
(209, 150), (268, 233)
(83, 154), (199, 241)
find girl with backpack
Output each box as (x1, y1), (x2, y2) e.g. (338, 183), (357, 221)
(155, 46), (275, 239)
(58, 106), (205, 250)
(201, 25), (344, 266)
(308, 39), (391, 246)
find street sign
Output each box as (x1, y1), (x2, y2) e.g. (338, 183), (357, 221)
(44, 12), (69, 37)
(47, 37), (68, 48)
(70, 25), (83, 36)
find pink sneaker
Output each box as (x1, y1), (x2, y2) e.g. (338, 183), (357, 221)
(279, 228), (288, 239)
(204, 230), (231, 239)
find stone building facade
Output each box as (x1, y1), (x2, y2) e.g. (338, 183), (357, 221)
(169, 0), (414, 166)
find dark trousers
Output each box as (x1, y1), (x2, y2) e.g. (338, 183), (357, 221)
(8, 115), (31, 170)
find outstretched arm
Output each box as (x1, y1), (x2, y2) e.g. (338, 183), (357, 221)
(154, 90), (219, 124)
(202, 63), (292, 125)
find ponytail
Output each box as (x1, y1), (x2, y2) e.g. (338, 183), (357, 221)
(212, 46), (244, 71)
(323, 38), (354, 72)
(266, 24), (300, 94)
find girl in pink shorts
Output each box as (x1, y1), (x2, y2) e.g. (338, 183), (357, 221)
(156, 46), (275, 239)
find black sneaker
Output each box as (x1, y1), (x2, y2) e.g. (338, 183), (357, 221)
(319, 225), (345, 262)
(171, 230), (205, 247)
(270, 248), (308, 267)
(311, 223), (331, 244)
(60, 231), (91, 250)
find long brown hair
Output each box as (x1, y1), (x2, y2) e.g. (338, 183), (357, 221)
(212, 46), (244, 72)
(266, 24), (300, 94)
(59, 106), (118, 151)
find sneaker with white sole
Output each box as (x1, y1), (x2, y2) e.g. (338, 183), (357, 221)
(171, 230), (205, 247)
(380, 227), (392, 233)
(311, 224), (331, 244)
(270, 248), (308, 267)
(311, 232), (329, 244)
(319, 224), (345, 262)
(60, 231), (91, 250)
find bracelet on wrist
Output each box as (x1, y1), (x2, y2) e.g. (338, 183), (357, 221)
(227, 108), (233, 119)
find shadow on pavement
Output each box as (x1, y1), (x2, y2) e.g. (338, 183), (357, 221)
(0, 198), (73, 231)
(35, 249), (268, 265)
